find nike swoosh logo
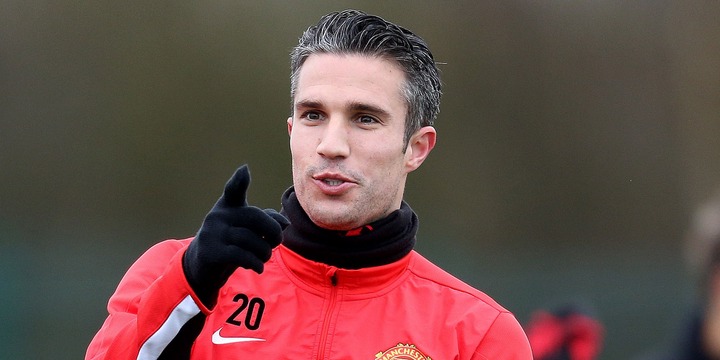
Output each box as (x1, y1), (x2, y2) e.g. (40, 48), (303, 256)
(211, 328), (266, 345)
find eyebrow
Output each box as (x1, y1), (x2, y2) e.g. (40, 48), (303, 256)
(294, 99), (322, 112)
(294, 99), (392, 118)
(348, 101), (391, 118)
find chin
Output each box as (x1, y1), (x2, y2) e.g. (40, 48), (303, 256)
(312, 217), (356, 231)
(307, 211), (360, 231)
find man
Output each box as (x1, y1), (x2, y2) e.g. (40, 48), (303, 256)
(525, 303), (604, 360)
(86, 9), (532, 359)
(637, 188), (720, 360)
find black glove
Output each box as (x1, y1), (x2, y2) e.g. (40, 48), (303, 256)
(183, 165), (289, 306)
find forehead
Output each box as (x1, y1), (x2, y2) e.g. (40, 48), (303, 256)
(294, 53), (407, 114)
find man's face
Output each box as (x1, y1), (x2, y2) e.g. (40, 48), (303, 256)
(288, 53), (435, 230)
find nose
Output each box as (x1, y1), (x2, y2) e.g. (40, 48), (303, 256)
(316, 117), (350, 159)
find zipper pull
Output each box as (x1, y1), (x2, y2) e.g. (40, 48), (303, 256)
(326, 268), (338, 286)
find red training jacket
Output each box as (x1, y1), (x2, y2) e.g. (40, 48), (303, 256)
(86, 238), (532, 359)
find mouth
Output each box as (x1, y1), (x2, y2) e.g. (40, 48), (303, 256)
(311, 172), (356, 194)
(313, 172), (354, 184)
(321, 178), (345, 186)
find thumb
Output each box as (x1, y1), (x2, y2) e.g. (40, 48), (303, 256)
(264, 208), (290, 230)
(220, 165), (250, 207)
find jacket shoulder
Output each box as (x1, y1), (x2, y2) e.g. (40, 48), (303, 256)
(407, 251), (509, 312)
(407, 251), (532, 358)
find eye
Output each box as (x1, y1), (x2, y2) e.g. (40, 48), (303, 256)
(301, 110), (324, 122)
(357, 115), (379, 125)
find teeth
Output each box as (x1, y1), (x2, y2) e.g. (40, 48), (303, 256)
(324, 179), (343, 186)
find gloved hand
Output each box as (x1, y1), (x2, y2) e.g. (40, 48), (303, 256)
(183, 165), (289, 306)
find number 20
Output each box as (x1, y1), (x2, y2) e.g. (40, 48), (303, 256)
(226, 293), (265, 330)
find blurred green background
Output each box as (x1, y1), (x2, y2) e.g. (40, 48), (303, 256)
(2, 1), (719, 358)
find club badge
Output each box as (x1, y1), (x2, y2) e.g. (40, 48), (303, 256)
(374, 343), (431, 360)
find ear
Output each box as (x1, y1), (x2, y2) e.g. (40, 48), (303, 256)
(287, 117), (293, 136)
(404, 126), (436, 173)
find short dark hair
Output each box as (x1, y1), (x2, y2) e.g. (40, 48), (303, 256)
(290, 9), (442, 146)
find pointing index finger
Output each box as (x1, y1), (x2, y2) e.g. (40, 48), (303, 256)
(221, 165), (251, 207)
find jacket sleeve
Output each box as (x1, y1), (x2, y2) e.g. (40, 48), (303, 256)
(85, 239), (210, 360)
(473, 311), (533, 360)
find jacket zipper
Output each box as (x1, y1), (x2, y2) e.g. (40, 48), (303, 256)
(317, 268), (339, 359)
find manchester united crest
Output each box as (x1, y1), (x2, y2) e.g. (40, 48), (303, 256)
(375, 343), (431, 360)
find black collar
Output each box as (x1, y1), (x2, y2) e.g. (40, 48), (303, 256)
(280, 187), (418, 269)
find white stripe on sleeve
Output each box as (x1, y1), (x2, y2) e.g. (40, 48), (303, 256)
(137, 295), (202, 360)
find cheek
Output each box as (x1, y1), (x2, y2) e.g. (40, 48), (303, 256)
(364, 150), (407, 182)
(289, 132), (301, 153)
(289, 137), (306, 177)
(371, 141), (408, 166)
(289, 133), (311, 160)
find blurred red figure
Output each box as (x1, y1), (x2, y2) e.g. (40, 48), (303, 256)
(526, 305), (605, 360)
